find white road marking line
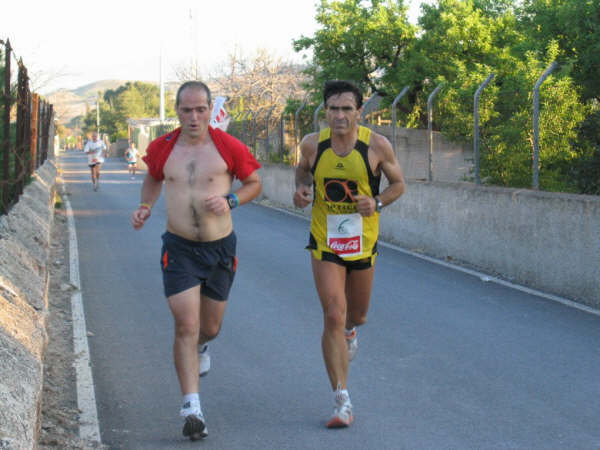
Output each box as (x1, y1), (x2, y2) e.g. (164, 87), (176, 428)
(63, 184), (102, 442)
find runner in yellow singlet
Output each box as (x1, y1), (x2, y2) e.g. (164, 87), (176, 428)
(293, 80), (406, 428)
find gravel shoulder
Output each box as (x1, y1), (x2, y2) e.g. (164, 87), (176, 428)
(38, 203), (106, 449)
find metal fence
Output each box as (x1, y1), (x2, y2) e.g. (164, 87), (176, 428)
(223, 66), (558, 189)
(0, 39), (54, 215)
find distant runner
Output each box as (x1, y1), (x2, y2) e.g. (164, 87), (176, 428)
(293, 80), (406, 428)
(125, 141), (139, 179)
(83, 132), (106, 191)
(130, 81), (262, 441)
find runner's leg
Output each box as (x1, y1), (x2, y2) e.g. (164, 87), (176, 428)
(345, 265), (375, 329)
(168, 286), (202, 394)
(312, 257), (349, 389)
(95, 163), (101, 184)
(198, 294), (227, 345)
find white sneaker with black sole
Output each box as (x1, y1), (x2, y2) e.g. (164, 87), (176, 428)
(180, 401), (208, 440)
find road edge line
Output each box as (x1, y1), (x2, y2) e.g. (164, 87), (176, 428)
(62, 184), (102, 442)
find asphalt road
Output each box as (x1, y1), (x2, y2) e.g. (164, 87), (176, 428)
(59, 151), (600, 450)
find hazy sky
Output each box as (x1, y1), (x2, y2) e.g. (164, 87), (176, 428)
(2, 0), (424, 94)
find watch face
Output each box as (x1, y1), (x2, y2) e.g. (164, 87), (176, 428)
(227, 196), (236, 209)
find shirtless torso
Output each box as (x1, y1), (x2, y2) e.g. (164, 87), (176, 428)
(163, 137), (234, 242)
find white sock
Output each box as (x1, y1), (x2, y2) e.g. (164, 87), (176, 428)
(181, 393), (201, 415)
(334, 388), (351, 405)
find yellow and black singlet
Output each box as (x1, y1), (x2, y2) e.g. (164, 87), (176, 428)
(308, 126), (381, 262)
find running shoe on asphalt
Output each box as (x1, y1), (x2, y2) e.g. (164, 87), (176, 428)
(345, 328), (358, 361)
(180, 402), (208, 440)
(199, 344), (210, 377)
(326, 390), (354, 428)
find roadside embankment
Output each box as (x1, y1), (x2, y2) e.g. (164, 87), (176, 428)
(0, 161), (56, 449)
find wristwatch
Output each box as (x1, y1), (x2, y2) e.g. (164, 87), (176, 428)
(225, 193), (239, 209)
(374, 196), (383, 213)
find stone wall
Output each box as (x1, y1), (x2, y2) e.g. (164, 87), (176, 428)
(0, 161), (56, 449)
(258, 163), (600, 308)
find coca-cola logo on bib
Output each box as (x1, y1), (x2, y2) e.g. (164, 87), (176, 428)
(328, 237), (361, 254)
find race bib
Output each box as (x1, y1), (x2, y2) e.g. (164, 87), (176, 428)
(327, 213), (362, 257)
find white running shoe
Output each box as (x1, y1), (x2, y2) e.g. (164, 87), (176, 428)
(345, 328), (358, 361)
(198, 344), (210, 377)
(180, 401), (208, 440)
(326, 390), (354, 428)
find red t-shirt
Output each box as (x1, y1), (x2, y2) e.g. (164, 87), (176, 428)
(142, 126), (261, 181)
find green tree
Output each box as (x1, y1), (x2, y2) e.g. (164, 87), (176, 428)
(293, 0), (593, 193)
(293, 0), (416, 97)
(83, 82), (176, 141)
(516, 0), (600, 192)
(518, 0), (600, 102)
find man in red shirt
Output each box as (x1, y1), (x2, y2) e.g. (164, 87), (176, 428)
(131, 81), (261, 440)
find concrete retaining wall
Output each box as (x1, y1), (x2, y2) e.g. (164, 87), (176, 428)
(0, 161), (56, 449)
(258, 163), (600, 308)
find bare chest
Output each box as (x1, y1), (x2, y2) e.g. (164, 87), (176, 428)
(164, 143), (229, 186)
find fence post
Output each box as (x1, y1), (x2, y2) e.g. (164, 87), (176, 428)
(532, 61), (558, 190)
(391, 86), (410, 154)
(294, 99), (307, 165)
(241, 110), (251, 144)
(473, 73), (494, 185)
(427, 83), (443, 182)
(15, 62), (27, 198)
(31, 93), (39, 169)
(360, 93), (381, 123)
(313, 102), (324, 132)
(2, 40), (11, 211)
(251, 109), (263, 153)
(279, 113), (285, 160)
(265, 106), (275, 159)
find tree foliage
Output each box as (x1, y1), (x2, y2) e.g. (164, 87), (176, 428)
(294, 0), (600, 193)
(82, 82), (175, 140)
(293, 0), (416, 97)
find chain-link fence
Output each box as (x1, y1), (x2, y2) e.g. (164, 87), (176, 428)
(1, 39), (54, 215)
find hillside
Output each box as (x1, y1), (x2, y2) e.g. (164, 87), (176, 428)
(47, 79), (164, 125)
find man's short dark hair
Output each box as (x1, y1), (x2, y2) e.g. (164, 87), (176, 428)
(323, 80), (363, 109)
(176, 81), (212, 107)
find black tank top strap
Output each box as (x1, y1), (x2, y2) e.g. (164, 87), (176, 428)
(311, 137), (331, 174)
(356, 128), (381, 197)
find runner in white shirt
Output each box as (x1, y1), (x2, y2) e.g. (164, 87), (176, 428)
(84, 131), (106, 191)
(125, 141), (139, 179)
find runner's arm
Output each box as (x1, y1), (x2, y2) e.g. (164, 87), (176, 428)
(204, 170), (262, 216)
(234, 170), (262, 205)
(293, 134), (317, 208)
(373, 134), (405, 206)
(131, 173), (163, 230)
(355, 134), (405, 216)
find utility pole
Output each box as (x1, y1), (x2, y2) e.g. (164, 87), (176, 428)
(159, 45), (165, 122)
(96, 91), (100, 134)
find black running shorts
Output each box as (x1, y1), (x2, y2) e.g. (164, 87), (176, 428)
(160, 231), (237, 301)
